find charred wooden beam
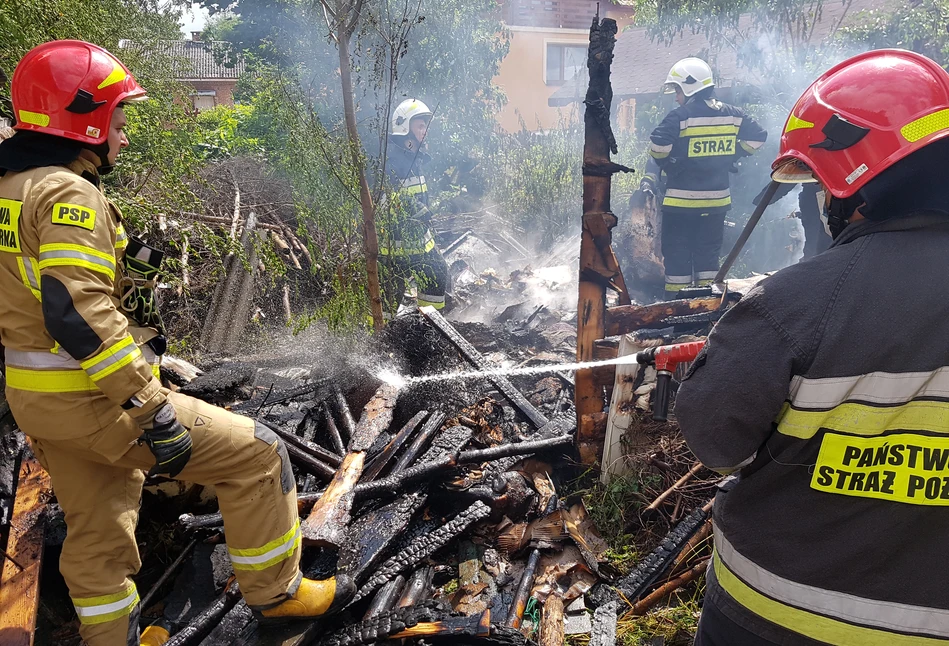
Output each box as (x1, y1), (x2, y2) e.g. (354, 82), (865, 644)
(302, 384), (398, 547)
(577, 412), (608, 466)
(397, 566), (434, 608)
(390, 610), (491, 639)
(0, 456), (51, 646)
(352, 501), (491, 604)
(589, 501), (713, 609)
(283, 442), (336, 482)
(180, 434), (574, 532)
(339, 490), (428, 582)
(333, 386), (356, 444)
(459, 434), (573, 464)
(164, 581), (243, 646)
(362, 410), (428, 481)
(141, 538), (199, 611)
(390, 411), (447, 473)
(419, 307), (548, 429)
(604, 296), (724, 337)
(504, 548), (542, 629)
(232, 379), (332, 413)
(323, 403), (347, 457)
(576, 15), (632, 467)
(364, 575), (406, 620)
(319, 601), (446, 646)
(268, 423), (342, 468)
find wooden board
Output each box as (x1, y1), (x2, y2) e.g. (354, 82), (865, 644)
(0, 455), (51, 646)
(601, 335), (650, 484)
(605, 296), (723, 337)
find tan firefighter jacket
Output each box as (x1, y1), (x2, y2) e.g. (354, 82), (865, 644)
(0, 156), (165, 440)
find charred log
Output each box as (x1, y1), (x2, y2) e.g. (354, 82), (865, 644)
(390, 411), (447, 473)
(352, 501), (491, 604)
(339, 490), (428, 582)
(164, 581), (243, 646)
(363, 410), (428, 481)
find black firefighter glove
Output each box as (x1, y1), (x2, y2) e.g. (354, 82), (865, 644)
(139, 402), (193, 477)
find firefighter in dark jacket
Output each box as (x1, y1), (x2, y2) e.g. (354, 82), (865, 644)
(677, 49), (949, 645)
(649, 57), (768, 299)
(380, 99), (450, 316)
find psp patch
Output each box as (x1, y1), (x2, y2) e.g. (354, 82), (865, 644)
(52, 203), (96, 231)
(0, 198), (23, 253)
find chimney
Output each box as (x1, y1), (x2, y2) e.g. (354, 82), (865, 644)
(191, 31), (203, 42)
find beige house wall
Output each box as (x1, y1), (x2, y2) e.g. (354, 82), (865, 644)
(493, 14), (634, 132)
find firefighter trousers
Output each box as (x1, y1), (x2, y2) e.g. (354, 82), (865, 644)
(380, 247), (450, 315)
(660, 211), (726, 298)
(24, 391), (302, 646)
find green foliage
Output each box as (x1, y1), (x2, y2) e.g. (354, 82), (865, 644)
(838, 0), (949, 63)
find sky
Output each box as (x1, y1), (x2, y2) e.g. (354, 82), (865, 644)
(180, 2), (210, 36)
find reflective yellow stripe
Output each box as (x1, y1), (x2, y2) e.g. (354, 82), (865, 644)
(16, 257), (41, 301)
(73, 582), (139, 625)
(115, 224), (128, 250)
(649, 149), (671, 159)
(901, 108), (949, 143)
(714, 554), (945, 645)
(403, 183), (427, 196)
(229, 520), (301, 571)
(662, 196), (732, 209)
(152, 364), (161, 379)
(5, 367), (98, 393)
(80, 336), (141, 382)
(680, 125), (740, 137)
(38, 243), (116, 280)
(776, 400), (949, 439)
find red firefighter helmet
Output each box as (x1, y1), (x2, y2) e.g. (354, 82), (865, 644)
(772, 49), (949, 198)
(11, 40), (147, 146)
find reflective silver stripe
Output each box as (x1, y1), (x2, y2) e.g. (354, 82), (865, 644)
(20, 257), (40, 290)
(384, 229), (435, 251)
(788, 369), (949, 410)
(417, 292), (445, 303)
(679, 116), (743, 128)
(4, 349), (81, 369)
(228, 523), (301, 567)
(665, 188), (731, 199)
(740, 139), (765, 150)
(39, 248), (116, 274)
(695, 270), (718, 280)
(664, 274), (692, 284)
(5, 344), (157, 370)
(716, 532), (949, 637)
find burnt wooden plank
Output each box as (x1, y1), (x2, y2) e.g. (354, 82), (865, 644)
(419, 307), (548, 429)
(0, 455), (51, 646)
(605, 296), (723, 337)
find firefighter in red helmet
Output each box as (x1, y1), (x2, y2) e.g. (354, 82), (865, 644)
(0, 41), (354, 646)
(676, 49), (949, 645)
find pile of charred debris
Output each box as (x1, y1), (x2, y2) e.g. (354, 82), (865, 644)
(0, 302), (728, 646)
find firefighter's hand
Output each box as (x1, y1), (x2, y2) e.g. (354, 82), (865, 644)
(139, 402), (193, 478)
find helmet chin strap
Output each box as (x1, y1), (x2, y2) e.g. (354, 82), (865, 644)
(83, 141), (114, 175)
(824, 193), (865, 239)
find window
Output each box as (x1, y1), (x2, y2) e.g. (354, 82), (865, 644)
(192, 90), (217, 111)
(546, 44), (587, 85)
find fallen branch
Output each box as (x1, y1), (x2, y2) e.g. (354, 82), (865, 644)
(627, 558), (709, 617)
(644, 462), (703, 515)
(140, 538), (198, 611)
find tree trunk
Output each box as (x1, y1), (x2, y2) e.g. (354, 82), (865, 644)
(337, 27), (385, 331)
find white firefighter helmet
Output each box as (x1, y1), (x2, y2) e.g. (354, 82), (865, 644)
(663, 57), (714, 97)
(392, 99), (433, 137)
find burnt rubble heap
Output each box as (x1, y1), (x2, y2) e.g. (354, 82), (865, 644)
(6, 309), (591, 646)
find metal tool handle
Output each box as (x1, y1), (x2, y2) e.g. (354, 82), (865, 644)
(714, 180), (781, 283)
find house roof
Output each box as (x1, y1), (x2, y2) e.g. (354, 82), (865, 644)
(120, 39), (245, 81)
(549, 0), (899, 106)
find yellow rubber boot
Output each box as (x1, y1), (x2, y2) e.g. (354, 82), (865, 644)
(140, 624), (171, 646)
(257, 575), (356, 624)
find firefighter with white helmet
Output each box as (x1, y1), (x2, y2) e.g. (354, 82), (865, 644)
(380, 98), (450, 316)
(648, 57), (768, 299)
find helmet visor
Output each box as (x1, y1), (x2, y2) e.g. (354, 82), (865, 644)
(662, 82), (679, 95)
(771, 158), (819, 184)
